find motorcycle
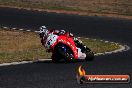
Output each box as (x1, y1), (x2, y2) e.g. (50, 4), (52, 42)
(43, 31), (94, 62)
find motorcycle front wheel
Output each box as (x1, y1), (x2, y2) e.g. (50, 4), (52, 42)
(52, 43), (74, 62)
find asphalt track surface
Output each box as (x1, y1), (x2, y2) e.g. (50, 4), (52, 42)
(0, 7), (132, 88)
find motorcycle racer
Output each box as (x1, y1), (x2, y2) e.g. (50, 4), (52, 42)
(39, 26), (86, 51)
(39, 26), (94, 61)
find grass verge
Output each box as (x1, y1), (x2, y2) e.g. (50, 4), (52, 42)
(0, 0), (132, 18)
(0, 29), (120, 63)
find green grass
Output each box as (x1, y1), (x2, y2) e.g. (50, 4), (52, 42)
(80, 38), (120, 54)
(0, 29), (120, 63)
(0, 29), (51, 63)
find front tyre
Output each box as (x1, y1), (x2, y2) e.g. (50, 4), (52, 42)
(57, 44), (74, 62)
(52, 53), (61, 62)
(52, 43), (74, 62)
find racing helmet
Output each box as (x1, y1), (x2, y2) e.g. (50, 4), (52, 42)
(39, 26), (49, 38)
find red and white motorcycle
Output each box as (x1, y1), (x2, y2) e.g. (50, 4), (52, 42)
(40, 28), (94, 62)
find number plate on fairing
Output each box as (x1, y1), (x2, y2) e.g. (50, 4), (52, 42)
(45, 34), (58, 49)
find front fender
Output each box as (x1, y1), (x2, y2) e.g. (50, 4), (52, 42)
(51, 38), (78, 59)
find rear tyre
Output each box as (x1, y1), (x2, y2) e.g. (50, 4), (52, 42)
(79, 45), (94, 61)
(85, 51), (94, 61)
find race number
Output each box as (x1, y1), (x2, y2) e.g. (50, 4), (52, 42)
(45, 34), (58, 49)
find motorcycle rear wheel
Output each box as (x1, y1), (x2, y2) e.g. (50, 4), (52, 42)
(85, 51), (94, 61)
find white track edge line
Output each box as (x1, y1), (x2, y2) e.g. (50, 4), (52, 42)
(0, 59), (51, 67)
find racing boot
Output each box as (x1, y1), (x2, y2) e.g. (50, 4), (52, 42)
(74, 37), (91, 52)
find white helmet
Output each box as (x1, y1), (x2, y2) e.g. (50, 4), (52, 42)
(39, 26), (49, 37)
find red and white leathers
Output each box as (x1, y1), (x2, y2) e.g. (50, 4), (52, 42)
(40, 28), (72, 51)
